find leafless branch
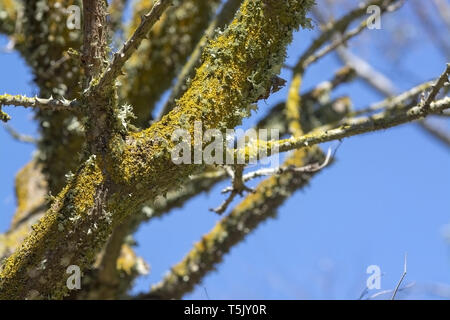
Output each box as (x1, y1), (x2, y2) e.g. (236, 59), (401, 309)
(0, 94), (80, 111)
(211, 165), (254, 215)
(90, 0), (172, 92)
(391, 253), (408, 300)
(420, 63), (450, 111)
(239, 147), (333, 183)
(3, 124), (37, 144)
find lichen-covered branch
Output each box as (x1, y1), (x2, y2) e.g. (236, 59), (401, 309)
(158, 0), (243, 118)
(257, 66), (356, 135)
(0, 94), (80, 111)
(271, 97), (450, 155)
(0, 0), (316, 299)
(121, 0), (221, 125)
(421, 63), (450, 111)
(285, 0), (402, 146)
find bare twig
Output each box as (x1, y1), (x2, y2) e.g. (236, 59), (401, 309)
(82, 0), (109, 87)
(297, 0), (401, 73)
(368, 282), (414, 299)
(411, 0), (450, 57)
(336, 48), (398, 97)
(311, 1), (401, 97)
(350, 80), (434, 117)
(3, 124), (37, 144)
(391, 253), (408, 300)
(302, 17), (369, 68)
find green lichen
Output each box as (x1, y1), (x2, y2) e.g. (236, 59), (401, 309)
(121, 0), (221, 126)
(109, 0), (315, 189)
(0, 0), (316, 299)
(0, 158), (106, 299)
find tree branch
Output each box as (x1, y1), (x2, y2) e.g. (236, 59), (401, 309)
(271, 97), (450, 156)
(299, 0), (400, 74)
(0, 0), (316, 299)
(0, 94), (80, 111)
(90, 0), (172, 92)
(121, 0), (221, 126)
(420, 63), (450, 111)
(158, 0), (243, 119)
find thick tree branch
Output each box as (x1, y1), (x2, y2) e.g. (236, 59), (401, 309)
(0, 0), (316, 299)
(158, 0), (243, 118)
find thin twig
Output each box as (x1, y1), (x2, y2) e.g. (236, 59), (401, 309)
(297, 0), (402, 73)
(367, 282), (414, 299)
(391, 253), (407, 300)
(211, 165), (254, 214)
(302, 18), (369, 68)
(432, 0), (450, 30)
(3, 124), (37, 144)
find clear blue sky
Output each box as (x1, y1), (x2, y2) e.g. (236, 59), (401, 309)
(0, 1), (449, 299)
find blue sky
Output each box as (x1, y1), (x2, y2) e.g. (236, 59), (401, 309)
(0, 1), (449, 299)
